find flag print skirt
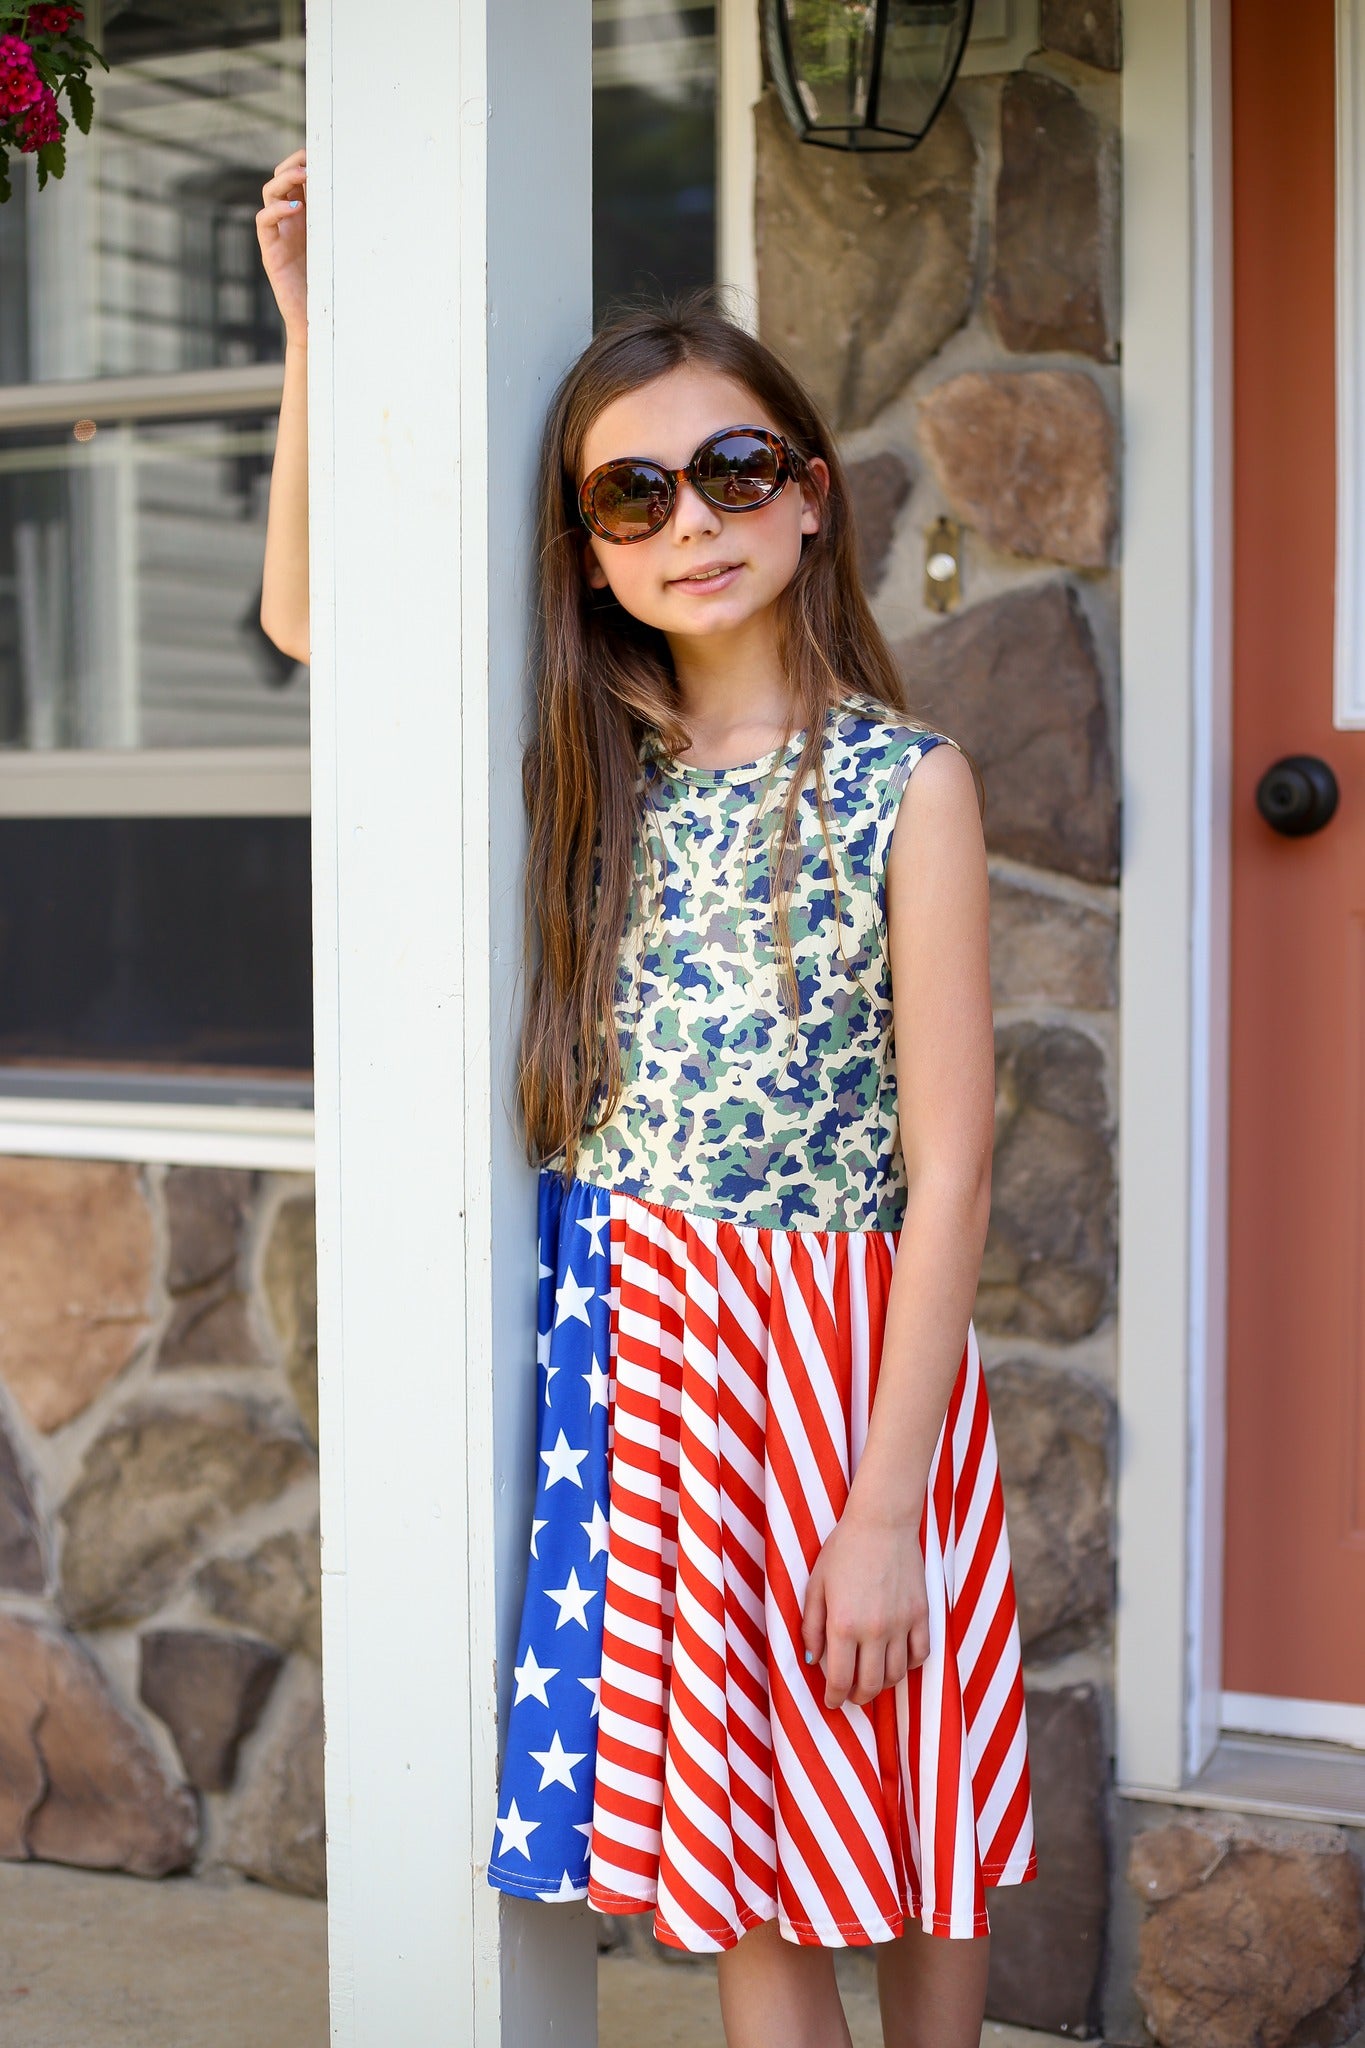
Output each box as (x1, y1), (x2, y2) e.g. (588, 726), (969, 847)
(485, 1168), (1038, 1950)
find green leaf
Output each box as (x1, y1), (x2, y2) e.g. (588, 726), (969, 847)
(36, 135), (65, 183)
(0, 150), (11, 208)
(66, 73), (92, 133)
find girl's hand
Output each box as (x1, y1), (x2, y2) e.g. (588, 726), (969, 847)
(800, 1504), (930, 1710)
(256, 147), (308, 347)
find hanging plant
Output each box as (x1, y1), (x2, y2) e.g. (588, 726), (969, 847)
(0, 3), (108, 203)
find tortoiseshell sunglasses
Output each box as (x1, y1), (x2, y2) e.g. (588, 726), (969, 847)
(577, 425), (803, 544)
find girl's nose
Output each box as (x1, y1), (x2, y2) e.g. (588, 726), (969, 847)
(671, 475), (722, 540)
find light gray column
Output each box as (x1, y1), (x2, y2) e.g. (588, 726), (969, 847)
(307, 2), (596, 2040)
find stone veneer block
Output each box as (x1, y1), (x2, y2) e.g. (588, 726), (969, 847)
(756, 87), (976, 430)
(0, 1414), (43, 1593)
(164, 1166), (257, 1294)
(1130, 1824), (1365, 2048)
(918, 369), (1116, 567)
(263, 1195), (319, 1445)
(139, 1629), (283, 1792)
(980, 1023), (1116, 1341)
(196, 1525), (322, 1662)
(989, 871), (1117, 1010)
(0, 1615), (197, 1876)
(1041, 0), (1122, 71)
(988, 71), (1115, 361)
(59, 1398), (316, 1629)
(0, 1159), (154, 1433)
(845, 451), (913, 593)
(227, 1676), (325, 1899)
(988, 1360), (1114, 1658)
(986, 1684), (1108, 2034)
(159, 1165), (267, 1370)
(898, 581), (1118, 885)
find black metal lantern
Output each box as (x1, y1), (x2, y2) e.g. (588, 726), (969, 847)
(763, 0), (975, 152)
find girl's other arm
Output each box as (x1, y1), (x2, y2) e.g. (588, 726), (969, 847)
(256, 148), (310, 663)
(801, 740), (995, 1710)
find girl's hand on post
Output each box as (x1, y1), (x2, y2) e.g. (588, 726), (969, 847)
(256, 146), (308, 347)
(800, 1505), (930, 1711)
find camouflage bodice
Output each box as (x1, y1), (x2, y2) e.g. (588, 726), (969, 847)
(564, 693), (958, 1231)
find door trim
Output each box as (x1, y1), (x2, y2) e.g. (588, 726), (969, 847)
(1117, 0), (1234, 1791)
(1223, 1692), (1365, 1750)
(1336, 0), (1365, 727)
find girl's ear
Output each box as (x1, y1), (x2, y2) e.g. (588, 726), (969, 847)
(581, 539), (610, 591)
(799, 456), (831, 538)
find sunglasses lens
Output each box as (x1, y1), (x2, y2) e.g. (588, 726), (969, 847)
(694, 432), (782, 509)
(589, 463), (672, 539)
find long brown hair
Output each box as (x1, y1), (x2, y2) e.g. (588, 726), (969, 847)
(519, 291), (911, 1176)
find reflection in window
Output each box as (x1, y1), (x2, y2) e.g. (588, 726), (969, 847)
(0, 416), (305, 750)
(0, 0), (304, 384)
(593, 0), (716, 321)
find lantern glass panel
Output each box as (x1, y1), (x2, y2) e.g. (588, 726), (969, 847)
(877, 3), (965, 141)
(773, 0), (970, 149)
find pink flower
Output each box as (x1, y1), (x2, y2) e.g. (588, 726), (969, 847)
(24, 5), (83, 34)
(14, 81), (60, 151)
(0, 35), (43, 117)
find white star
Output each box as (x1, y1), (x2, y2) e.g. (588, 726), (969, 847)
(513, 1644), (559, 1707)
(583, 1357), (609, 1410)
(528, 1728), (587, 1792)
(537, 1870), (585, 1902)
(544, 1566), (596, 1630)
(555, 1269), (595, 1328)
(576, 1209), (609, 1258)
(538, 1259), (552, 1281)
(536, 1327), (551, 1368)
(580, 1674), (601, 1719)
(543, 1361), (559, 1404)
(604, 1284), (620, 1314)
(540, 1429), (589, 1490)
(573, 1820), (594, 1843)
(529, 1518), (547, 1559)
(494, 1798), (540, 1861)
(580, 1500), (610, 1560)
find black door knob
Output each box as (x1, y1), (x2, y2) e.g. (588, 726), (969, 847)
(1255, 754), (1339, 836)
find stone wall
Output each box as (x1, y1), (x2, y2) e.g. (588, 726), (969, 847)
(750, 15), (1124, 2034)
(0, 1159), (323, 1898)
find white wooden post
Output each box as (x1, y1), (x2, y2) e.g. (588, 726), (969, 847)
(307, 2), (596, 2041)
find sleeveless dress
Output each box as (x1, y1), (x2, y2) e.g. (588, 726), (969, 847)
(486, 691), (1037, 1951)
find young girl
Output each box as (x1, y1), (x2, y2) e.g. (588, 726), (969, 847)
(256, 148), (1035, 2048)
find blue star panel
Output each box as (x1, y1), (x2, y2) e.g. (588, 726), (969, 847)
(487, 1170), (612, 1901)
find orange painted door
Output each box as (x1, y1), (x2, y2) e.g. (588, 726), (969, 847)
(1224, 0), (1365, 1710)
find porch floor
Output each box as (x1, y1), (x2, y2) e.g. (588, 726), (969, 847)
(0, 1861), (1077, 2046)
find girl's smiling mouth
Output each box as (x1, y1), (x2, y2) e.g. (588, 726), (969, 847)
(667, 561), (744, 590)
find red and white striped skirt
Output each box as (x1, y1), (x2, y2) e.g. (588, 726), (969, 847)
(586, 1188), (1037, 1950)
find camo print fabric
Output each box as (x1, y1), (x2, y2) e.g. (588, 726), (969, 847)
(560, 692), (960, 1231)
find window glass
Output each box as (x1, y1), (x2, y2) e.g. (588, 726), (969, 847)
(0, 415), (306, 750)
(593, 0), (716, 320)
(0, 0), (305, 384)
(0, 817), (312, 1077)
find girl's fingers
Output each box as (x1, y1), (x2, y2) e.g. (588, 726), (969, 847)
(257, 198), (303, 223)
(907, 1613), (931, 1671)
(800, 1572), (827, 1673)
(262, 165), (308, 203)
(884, 1637), (910, 1691)
(849, 1641), (886, 1707)
(822, 1628), (857, 1710)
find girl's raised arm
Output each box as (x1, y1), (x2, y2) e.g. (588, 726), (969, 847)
(256, 147), (310, 663)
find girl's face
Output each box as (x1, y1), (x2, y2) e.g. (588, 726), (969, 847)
(577, 365), (829, 644)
